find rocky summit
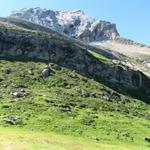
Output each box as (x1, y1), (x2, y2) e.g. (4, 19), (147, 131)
(10, 7), (119, 42)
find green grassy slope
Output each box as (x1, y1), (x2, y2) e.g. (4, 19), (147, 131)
(0, 60), (149, 149)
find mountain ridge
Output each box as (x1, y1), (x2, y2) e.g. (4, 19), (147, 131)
(10, 7), (119, 42)
(10, 7), (150, 47)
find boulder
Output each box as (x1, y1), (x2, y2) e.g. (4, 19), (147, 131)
(3, 115), (22, 125)
(145, 137), (150, 142)
(102, 91), (111, 100)
(2, 68), (11, 74)
(0, 94), (3, 98)
(2, 84), (7, 88)
(10, 91), (28, 98)
(41, 68), (51, 77)
(90, 93), (101, 98)
(76, 87), (90, 97)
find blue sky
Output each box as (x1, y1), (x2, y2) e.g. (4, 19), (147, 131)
(0, 0), (150, 45)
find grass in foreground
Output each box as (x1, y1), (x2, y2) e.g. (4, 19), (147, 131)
(0, 127), (149, 150)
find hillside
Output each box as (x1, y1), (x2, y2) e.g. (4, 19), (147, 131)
(0, 60), (150, 149)
(0, 18), (150, 100)
(0, 16), (149, 149)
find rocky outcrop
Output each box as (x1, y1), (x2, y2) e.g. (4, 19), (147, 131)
(10, 8), (119, 42)
(0, 21), (149, 101)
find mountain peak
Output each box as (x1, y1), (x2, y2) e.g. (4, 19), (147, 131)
(61, 9), (85, 14)
(10, 7), (119, 42)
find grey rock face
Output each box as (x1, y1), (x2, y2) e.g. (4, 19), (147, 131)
(10, 8), (119, 42)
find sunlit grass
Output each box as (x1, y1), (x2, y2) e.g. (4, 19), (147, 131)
(0, 127), (148, 150)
